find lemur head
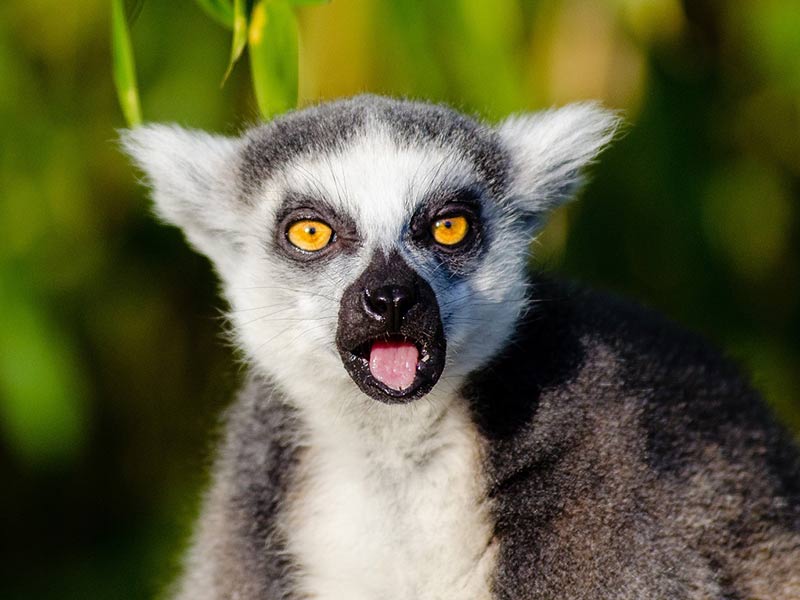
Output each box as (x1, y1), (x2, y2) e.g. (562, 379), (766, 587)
(123, 96), (618, 407)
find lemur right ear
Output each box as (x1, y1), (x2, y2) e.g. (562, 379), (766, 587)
(121, 124), (244, 273)
(496, 102), (622, 227)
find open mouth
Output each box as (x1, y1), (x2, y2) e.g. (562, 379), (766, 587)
(353, 335), (426, 392)
(342, 333), (445, 403)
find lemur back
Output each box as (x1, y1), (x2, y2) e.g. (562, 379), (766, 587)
(123, 95), (800, 599)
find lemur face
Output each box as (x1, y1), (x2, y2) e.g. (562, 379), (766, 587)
(240, 116), (519, 405)
(123, 96), (618, 407)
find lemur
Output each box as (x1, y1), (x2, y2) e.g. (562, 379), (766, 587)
(123, 95), (800, 600)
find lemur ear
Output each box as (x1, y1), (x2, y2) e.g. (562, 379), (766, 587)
(496, 102), (621, 223)
(121, 124), (244, 272)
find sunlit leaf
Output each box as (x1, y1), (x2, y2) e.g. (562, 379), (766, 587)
(195, 0), (234, 29)
(111, 0), (143, 126)
(222, 0), (249, 84)
(249, 0), (299, 118)
(289, 0), (331, 5)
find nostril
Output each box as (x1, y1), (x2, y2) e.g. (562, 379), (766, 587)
(362, 288), (388, 321)
(362, 285), (417, 330)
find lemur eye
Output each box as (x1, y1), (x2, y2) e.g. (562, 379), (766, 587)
(431, 215), (469, 246)
(287, 220), (333, 252)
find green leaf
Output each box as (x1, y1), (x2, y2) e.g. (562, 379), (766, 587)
(194, 0), (235, 29)
(249, 0), (299, 118)
(288, 0), (331, 5)
(124, 0), (144, 25)
(221, 0), (249, 84)
(111, 0), (143, 126)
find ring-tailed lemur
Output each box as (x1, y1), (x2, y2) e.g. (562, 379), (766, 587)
(123, 95), (800, 600)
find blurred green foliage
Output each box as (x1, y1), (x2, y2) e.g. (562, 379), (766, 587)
(0, 0), (798, 598)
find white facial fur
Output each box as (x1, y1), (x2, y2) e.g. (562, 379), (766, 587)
(122, 100), (619, 418)
(229, 129), (528, 412)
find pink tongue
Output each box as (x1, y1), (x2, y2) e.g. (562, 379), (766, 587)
(369, 340), (419, 391)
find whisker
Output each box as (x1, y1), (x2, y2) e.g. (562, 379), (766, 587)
(248, 321), (334, 358)
(229, 285), (339, 303)
(439, 292), (530, 309)
(227, 303), (295, 315)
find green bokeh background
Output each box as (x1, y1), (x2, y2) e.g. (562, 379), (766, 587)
(1, 1), (799, 598)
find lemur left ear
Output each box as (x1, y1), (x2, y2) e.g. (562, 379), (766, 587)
(496, 102), (622, 223)
(121, 124), (244, 274)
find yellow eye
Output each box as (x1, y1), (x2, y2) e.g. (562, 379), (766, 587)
(287, 220), (333, 252)
(432, 215), (469, 246)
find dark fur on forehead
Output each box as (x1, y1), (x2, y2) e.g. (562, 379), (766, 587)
(239, 95), (511, 197)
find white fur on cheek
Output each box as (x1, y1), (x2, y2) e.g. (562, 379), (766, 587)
(226, 238), (358, 404)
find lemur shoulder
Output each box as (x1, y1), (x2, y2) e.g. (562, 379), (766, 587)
(123, 95), (800, 600)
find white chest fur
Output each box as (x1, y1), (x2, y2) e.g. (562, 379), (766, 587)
(287, 397), (497, 600)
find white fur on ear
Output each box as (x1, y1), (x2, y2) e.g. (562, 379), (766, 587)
(121, 124), (244, 271)
(497, 102), (622, 218)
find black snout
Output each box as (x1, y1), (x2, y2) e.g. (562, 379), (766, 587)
(363, 285), (417, 332)
(337, 250), (446, 403)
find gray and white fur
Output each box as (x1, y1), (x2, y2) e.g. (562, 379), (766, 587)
(123, 95), (800, 599)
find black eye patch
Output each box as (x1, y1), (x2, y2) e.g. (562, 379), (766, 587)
(272, 192), (360, 263)
(408, 185), (488, 272)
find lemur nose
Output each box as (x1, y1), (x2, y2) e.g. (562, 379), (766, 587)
(363, 285), (417, 332)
